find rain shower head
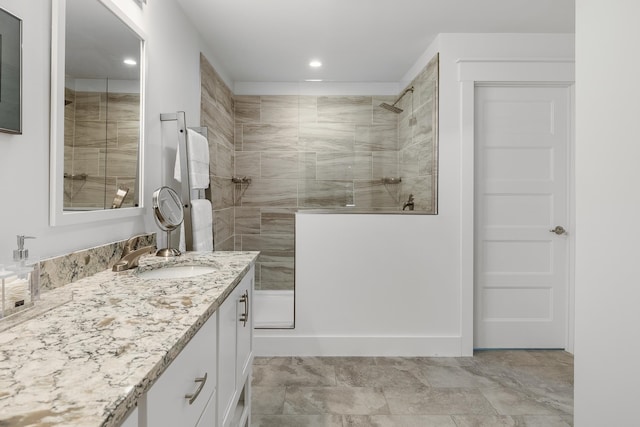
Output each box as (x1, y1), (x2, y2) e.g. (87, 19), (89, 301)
(378, 86), (414, 114)
(379, 102), (403, 113)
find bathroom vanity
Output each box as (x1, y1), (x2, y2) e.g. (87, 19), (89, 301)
(0, 251), (258, 427)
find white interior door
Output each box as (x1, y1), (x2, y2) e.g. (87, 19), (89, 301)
(474, 85), (570, 349)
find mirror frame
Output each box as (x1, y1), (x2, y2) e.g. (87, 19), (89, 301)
(49, 0), (147, 226)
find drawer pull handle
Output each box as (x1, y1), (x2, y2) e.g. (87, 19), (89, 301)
(185, 372), (207, 405)
(239, 290), (249, 327)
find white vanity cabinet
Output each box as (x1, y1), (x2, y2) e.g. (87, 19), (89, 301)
(144, 313), (217, 427)
(217, 267), (254, 427)
(120, 407), (138, 427)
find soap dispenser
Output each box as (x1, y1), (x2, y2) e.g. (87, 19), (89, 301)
(13, 235), (40, 302)
(13, 235), (35, 265)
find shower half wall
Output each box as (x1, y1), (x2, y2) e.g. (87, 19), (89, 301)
(232, 55), (439, 328)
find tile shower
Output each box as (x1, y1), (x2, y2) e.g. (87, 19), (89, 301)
(63, 83), (140, 209)
(199, 55), (438, 294)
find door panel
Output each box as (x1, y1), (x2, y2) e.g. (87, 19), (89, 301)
(474, 85), (569, 349)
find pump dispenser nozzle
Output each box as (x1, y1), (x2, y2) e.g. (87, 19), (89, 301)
(13, 235), (35, 263)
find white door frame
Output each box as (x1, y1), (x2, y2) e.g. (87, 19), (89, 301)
(458, 58), (575, 356)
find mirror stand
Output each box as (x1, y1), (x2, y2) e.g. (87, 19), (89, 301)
(152, 187), (184, 258)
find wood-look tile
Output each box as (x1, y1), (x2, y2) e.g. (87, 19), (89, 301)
(284, 386), (389, 415)
(235, 151), (261, 178)
(74, 121), (116, 148)
(106, 93), (139, 122)
(241, 234), (294, 255)
(213, 206), (234, 245)
(99, 149), (137, 177)
(317, 96), (372, 124)
(235, 95), (261, 124)
(116, 121), (139, 150)
(451, 415), (517, 426)
(355, 124), (398, 151)
(261, 209), (295, 235)
(354, 181), (398, 209)
(511, 415), (574, 426)
(235, 207), (261, 235)
(299, 123), (355, 151)
(299, 96), (317, 123)
(310, 151), (371, 180)
(261, 152), (299, 179)
(298, 180), (353, 208)
(400, 176), (434, 212)
(260, 262), (295, 291)
(372, 152), (399, 180)
(372, 96), (400, 125)
(261, 96), (299, 123)
(215, 142), (233, 178)
(243, 124), (299, 151)
(298, 152), (317, 179)
(239, 179), (298, 207)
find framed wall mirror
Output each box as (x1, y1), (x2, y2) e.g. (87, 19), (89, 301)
(0, 7), (22, 134)
(50, 0), (146, 226)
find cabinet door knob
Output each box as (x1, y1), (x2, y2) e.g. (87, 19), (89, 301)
(184, 372), (207, 405)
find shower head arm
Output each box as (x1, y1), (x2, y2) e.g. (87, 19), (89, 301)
(390, 86), (414, 107)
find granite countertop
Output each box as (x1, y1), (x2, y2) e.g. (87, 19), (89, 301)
(0, 251), (258, 427)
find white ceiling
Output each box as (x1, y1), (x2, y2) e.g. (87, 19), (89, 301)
(177, 0), (574, 84)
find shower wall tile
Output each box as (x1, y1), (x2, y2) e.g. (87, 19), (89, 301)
(235, 95), (261, 124)
(202, 92), (234, 150)
(299, 96), (318, 123)
(401, 176), (434, 212)
(262, 96), (299, 123)
(74, 92), (103, 121)
(242, 234), (295, 264)
(72, 148), (101, 175)
(99, 149), (137, 177)
(298, 180), (352, 208)
(242, 124), (299, 151)
(354, 181), (398, 209)
(261, 209), (296, 235)
(74, 121), (117, 148)
(260, 262), (295, 291)
(316, 152), (371, 181)
(211, 176), (228, 209)
(116, 121), (140, 150)
(317, 96), (372, 124)
(235, 123), (243, 150)
(355, 124), (398, 151)
(235, 207), (261, 235)
(401, 143), (433, 177)
(373, 151), (400, 179)
(372, 96), (399, 124)
(261, 152), (299, 179)
(215, 143), (234, 178)
(214, 207), (234, 248)
(298, 152), (317, 180)
(236, 151), (261, 178)
(240, 179), (298, 207)
(107, 93), (140, 122)
(299, 123), (355, 151)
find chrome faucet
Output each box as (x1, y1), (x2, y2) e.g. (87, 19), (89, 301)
(402, 194), (415, 211)
(113, 235), (156, 272)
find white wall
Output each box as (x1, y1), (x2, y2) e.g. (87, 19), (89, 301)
(574, 1), (640, 425)
(0, 0), (219, 262)
(255, 33), (574, 357)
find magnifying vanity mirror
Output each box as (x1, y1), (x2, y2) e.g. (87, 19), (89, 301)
(49, 0), (146, 226)
(152, 187), (184, 257)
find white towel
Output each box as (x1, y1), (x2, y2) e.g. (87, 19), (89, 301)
(173, 128), (210, 189)
(191, 199), (214, 251)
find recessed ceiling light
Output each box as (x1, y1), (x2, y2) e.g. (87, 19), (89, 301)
(309, 60), (322, 68)
(123, 58), (137, 66)
(305, 79), (323, 82)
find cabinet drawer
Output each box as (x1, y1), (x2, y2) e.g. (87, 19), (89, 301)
(146, 315), (217, 427)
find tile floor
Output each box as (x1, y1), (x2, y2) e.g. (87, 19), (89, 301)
(251, 350), (573, 427)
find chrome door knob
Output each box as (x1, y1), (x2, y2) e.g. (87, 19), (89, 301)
(549, 226), (567, 235)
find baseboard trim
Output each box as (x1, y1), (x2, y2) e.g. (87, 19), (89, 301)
(253, 334), (462, 357)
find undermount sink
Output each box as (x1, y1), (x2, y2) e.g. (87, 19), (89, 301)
(136, 265), (216, 280)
